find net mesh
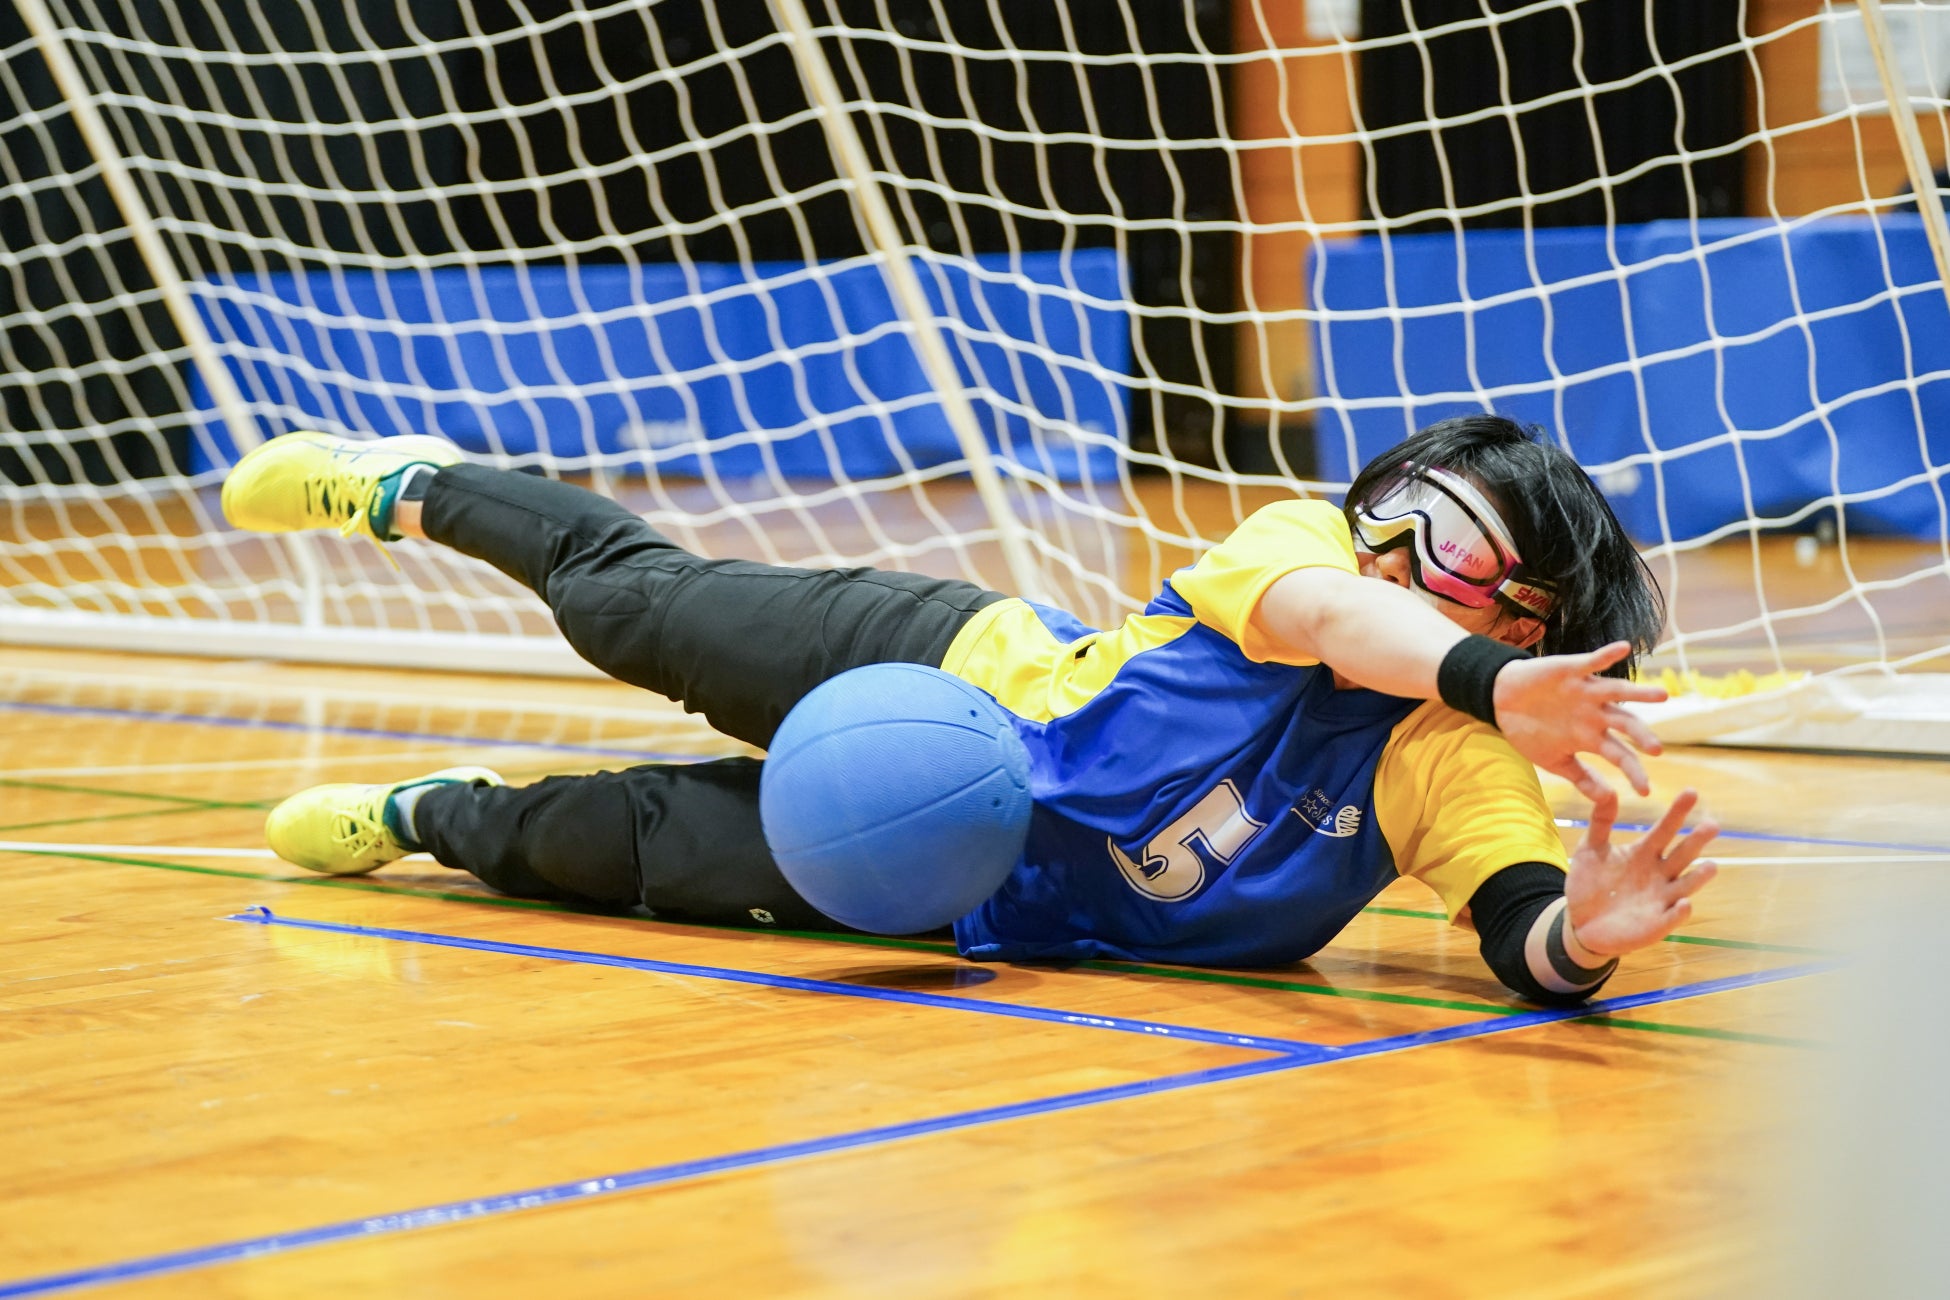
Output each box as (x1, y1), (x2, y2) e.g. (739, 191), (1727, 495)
(2, 0), (1947, 745)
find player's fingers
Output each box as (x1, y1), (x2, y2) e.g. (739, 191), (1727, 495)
(1639, 788), (1699, 856)
(1659, 819), (1720, 878)
(1582, 785), (1619, 852)
(1598, 736), (1651, 797)
(1603, 705), (1664, 756)
(1577, 641), (1633, 675)
(1666, 860), (1718, 902)
(1562, 758), (1614, 804)
(1656, 896), (1695, 939)
(1592, 676), (1668, 706)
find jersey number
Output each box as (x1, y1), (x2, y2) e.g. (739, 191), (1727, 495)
(1108, 779), (1267, 901)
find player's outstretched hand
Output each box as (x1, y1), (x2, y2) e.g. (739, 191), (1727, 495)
(1564, 787), (1719, 957)
(1492, 641), (1667, 799)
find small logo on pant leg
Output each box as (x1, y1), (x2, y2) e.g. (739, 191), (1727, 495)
(749, 908), (776, 925)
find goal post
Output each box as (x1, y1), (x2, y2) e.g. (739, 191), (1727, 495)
(2, 0), (1946, 752)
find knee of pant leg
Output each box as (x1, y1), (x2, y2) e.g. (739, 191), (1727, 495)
(547, 574), (654, 678)
(542, 556), (703, 699)
(538, 515), (692, 609)
(420, 775), (641, 907)
(513, 775), (643, 907)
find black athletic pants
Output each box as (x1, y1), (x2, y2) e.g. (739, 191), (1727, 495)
(410, 464), (1005, 928)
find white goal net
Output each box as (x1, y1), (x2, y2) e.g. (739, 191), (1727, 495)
(2, 0), (1947, 751)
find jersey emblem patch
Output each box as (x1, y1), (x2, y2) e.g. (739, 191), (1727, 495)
(1293, 788), (1363, 838)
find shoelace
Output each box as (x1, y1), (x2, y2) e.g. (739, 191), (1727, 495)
(330, 802), (396, 864)
(302, 472), (399, 568)
(302, 475), (371, 534)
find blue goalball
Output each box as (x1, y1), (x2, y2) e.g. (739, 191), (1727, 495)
(759, 663), (1033, 935)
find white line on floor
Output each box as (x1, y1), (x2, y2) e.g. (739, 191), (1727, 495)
(0, 840), (432, 861)
(0, 749), (489, 779)
(1704, 854), (1950, 866)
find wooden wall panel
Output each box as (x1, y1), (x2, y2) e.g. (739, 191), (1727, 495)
(1745, 0), (1948, 216)
(1231, 5), (1359, 410)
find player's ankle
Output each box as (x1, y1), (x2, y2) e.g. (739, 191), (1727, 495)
(384, 782), (433, 851)
(369, 464), (439, 541)
(391, 497), (427, 539)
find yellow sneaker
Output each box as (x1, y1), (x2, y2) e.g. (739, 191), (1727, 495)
(221, 431), (462, 544)
(264, 766), (504, 876)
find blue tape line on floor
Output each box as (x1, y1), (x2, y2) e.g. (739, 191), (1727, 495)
(0, 1053), (1307, 1300)
(0, 956), (1822, 1299)
(225, 905), (1325, 1055)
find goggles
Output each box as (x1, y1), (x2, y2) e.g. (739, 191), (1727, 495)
(1350, 463), (1556, 619)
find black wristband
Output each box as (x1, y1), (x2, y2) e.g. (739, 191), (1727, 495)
(1437, 634), (1529, 728)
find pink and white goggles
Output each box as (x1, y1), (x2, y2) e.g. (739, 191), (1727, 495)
(1350, 463), (1556, 619)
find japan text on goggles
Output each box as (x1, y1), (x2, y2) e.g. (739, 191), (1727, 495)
(1350, 463), (1557, 619)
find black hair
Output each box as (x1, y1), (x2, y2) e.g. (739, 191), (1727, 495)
(1344, 414), (1664, 678)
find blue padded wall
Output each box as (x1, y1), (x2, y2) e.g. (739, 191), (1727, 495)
(1312, 217), (1949, 541)
(191, 250), (1129, 485)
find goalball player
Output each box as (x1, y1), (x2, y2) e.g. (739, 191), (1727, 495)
(224, 414), (1719, 1005)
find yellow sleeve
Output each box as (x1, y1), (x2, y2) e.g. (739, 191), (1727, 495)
(1169, 499), (1359, 665)
(1373, 702), (1570, 921)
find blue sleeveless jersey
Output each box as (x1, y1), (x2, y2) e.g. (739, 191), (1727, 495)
(939, 500), (1569, 969)
(949, 593), (1419, 967)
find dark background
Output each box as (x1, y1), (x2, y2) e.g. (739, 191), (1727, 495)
(1360, 0), (1747, 230)
(1, 0), (1745, 486)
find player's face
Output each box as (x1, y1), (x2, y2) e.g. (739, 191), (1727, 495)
(1360, 548), (1546, 649)
(1349, 463), (1556, 622)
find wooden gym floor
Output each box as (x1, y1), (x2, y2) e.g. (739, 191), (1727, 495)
(1, 638), (1945, 1297)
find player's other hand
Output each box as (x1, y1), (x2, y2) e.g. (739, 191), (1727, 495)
(1492, 641), (1666, 800)
(1565, 787), (1719, 957)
